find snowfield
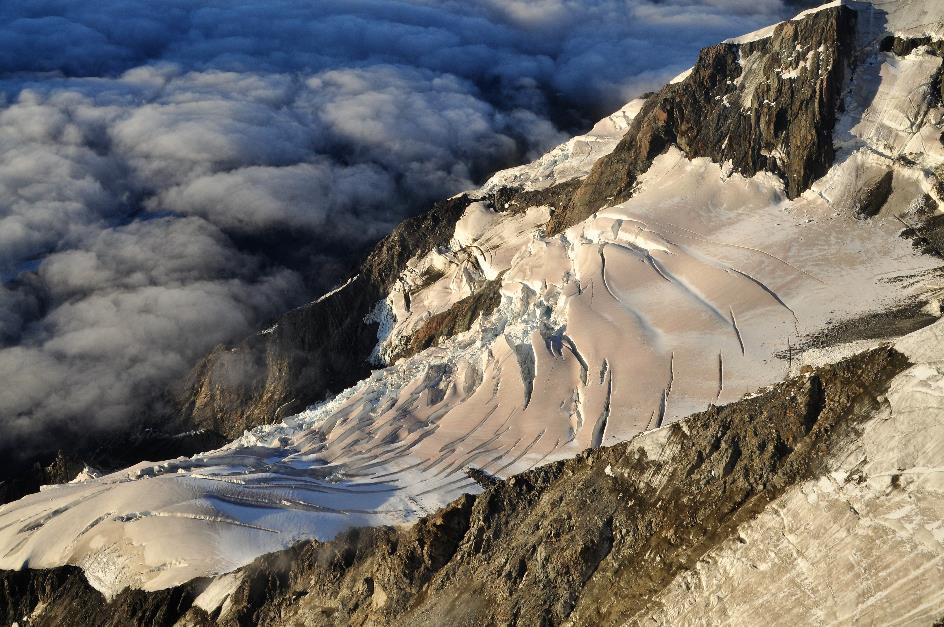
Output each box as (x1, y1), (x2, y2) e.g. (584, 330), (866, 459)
(1, 0), (944, 599)
(641, 316), (944, 626)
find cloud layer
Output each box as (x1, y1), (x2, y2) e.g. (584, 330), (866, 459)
(0, 0), (800, 457)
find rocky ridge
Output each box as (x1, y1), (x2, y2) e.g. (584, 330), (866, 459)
(174, 193), (473, 438)
(551, 4), (856, 233)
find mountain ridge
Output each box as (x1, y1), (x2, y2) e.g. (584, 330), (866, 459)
(2, 0), (944, 623)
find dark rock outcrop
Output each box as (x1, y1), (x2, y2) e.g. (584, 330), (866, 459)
(548, 5), (856, 235)
(880, 35), (944, 58)
(853, 169), (894, 218)
(0, 566), (205, 627)
(0, 451), (82, 507)
(483, 178), (583, 216)
(901, 212), (944, 259)
(3, 345), (909, 626)
(789, 297), (939, 353)
(465, 466), (501, 489)
(881, 35), (944, 106)
(391, 278), (502, 363)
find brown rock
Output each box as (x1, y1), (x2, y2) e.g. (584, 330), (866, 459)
(3, 346), (909, 626)
(548, 5), (857, 235)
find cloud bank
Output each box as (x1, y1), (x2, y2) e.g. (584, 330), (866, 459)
(0, 0), (802, 457)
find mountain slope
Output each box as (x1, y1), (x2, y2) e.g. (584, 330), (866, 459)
(2, 0), (944, 620)
(171, 3), (859, 439)
(5, 319), (944, 625)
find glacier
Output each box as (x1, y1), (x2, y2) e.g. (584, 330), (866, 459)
(1, 0), (944, 601)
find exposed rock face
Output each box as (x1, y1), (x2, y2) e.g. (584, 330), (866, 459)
(549, 5), (856, 234)
(902, 212), (944, 258)
(0, 567), (204, 627)
(881, 34), (944, 58)
(853, 169), (894, 218)
(0, 452), (82, 507)
(793, 298), (940, 352)
(8, 342), (938, 626)
(483, 179), (582, 216)
(881, 35), (944, 107)
(391, 278), (502, 363)
(175, 194), (475, 438)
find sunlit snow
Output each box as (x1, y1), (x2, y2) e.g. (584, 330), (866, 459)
(1, 0), (943, 599)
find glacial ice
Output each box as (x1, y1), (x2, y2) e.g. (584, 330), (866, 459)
(0, 0), (943, 598)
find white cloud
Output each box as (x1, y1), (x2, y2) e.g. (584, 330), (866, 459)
(0, 0), (799, 456)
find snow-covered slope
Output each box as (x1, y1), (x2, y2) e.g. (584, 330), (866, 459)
(638, 319), (944, 626)
(2, 0), (944, 597)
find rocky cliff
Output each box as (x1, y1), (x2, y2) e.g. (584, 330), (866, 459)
(173, 193), (473, 438)
(171, 4), (859, 441)
(550, 4), (855, 232)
